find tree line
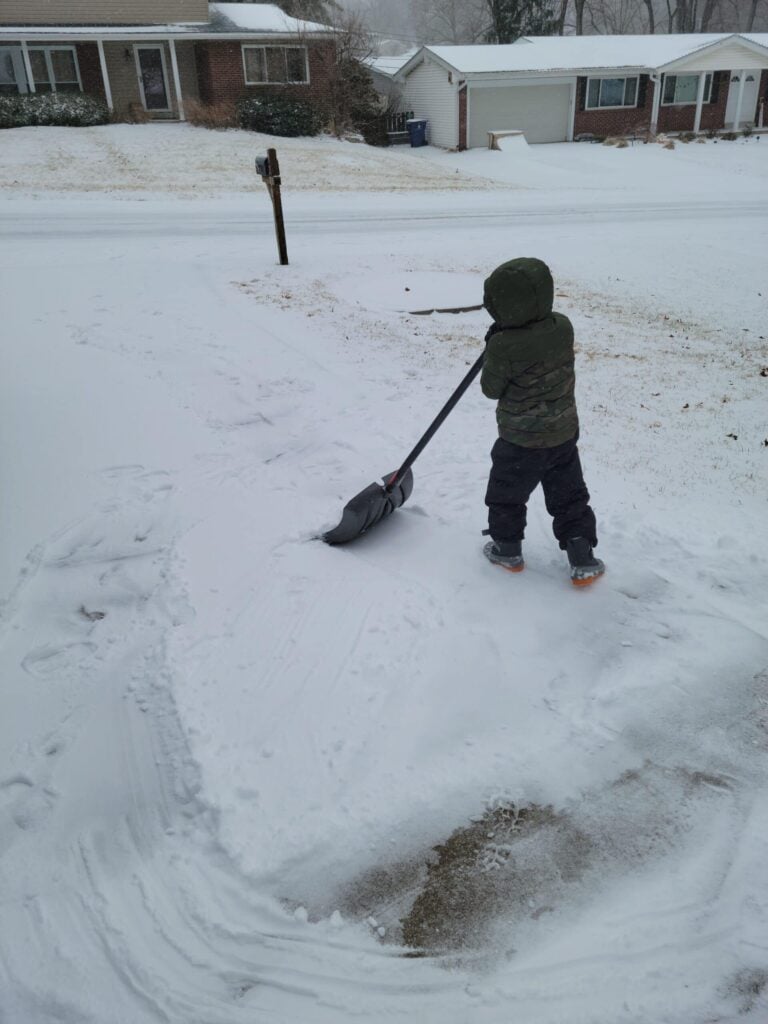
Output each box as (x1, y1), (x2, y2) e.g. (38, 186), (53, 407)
(264, 0), (767, 44)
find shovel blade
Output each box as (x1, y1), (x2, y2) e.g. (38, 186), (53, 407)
(322, 469), (414, 545)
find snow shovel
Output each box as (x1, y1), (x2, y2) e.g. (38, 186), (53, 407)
(323, 351), (485, 545)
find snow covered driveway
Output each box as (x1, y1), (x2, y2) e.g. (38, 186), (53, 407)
(1, 132), (767, 1023)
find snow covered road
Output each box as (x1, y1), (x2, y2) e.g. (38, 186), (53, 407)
(2, 144), (768, 1023)
(2, 192), (766, 240)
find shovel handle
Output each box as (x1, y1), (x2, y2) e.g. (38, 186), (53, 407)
(386, 351), (485, 493)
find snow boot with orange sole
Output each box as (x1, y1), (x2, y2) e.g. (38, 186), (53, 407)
(484, 540), (525, 574)
(566, 537), (605, 587)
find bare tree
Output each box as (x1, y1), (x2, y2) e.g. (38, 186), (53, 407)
(586, 0), (650, 32)
(573, 0), (587, 33)
(340, 0), (767, 37)
(413, 0), (490, 43)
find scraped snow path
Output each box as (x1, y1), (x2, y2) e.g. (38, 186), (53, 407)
(1, 182), (767, 1023)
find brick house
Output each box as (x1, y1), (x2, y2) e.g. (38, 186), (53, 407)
(0, 1), (336, 121)
(387, 33), (768, 148)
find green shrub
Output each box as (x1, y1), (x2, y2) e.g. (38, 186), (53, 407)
(0, 92), (109, 129)
(236, 94), (320, 137)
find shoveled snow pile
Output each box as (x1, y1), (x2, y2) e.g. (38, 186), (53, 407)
(1, 130), (767, 1023)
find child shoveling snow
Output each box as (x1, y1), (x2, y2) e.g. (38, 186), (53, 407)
(480, 257), (605, 587)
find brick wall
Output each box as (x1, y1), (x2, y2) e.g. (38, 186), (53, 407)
(195, 40), (336, 106)
(573, 74), (654, 137)
(571, 71), (736, 138)
(75, 43), (105, 99)
(176, 40), (200, 108)
(458, 83), (467, 150)
(657, 70), (729, 133)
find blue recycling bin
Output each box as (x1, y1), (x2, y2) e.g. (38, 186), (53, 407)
(406, 118), (428, 147)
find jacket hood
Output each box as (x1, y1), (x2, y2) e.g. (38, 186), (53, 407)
(483, 257), (554, 327)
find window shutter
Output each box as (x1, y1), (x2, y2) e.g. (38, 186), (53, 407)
(578, 77), (586, 111)
(709, 71), (720, 105)
(637, 74), (647, 107)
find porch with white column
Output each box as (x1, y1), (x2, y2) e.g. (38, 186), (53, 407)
(693, 71), (708, 133)
(96, 39), (113, 112)
(650, 74), (662, 134)
(20, 40), (35, 93)
(168, 38), (186, 122)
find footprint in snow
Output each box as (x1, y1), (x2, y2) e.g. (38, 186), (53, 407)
(0, 775), (58, 835)
(21, 641), (97, 679)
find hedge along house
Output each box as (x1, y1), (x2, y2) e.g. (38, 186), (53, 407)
(0, 1), (335, 121)
(392, 33), (768, 149)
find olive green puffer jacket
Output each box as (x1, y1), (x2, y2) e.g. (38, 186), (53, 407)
(480, 257), (578, 449)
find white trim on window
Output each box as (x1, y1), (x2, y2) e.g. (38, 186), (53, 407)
(661, 72), (713, 106)
(585, 75), (639, 110)
(241, 45), (309, 86)
(28, 44), (82, 93)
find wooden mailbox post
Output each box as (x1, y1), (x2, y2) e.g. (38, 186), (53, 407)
(255, 147), (289, 266)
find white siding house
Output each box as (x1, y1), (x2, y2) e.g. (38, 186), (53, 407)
(399, 52), (459, 148)
(390, 33), (768, 149)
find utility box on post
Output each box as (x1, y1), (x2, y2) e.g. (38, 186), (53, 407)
(255, 147), (288, 266)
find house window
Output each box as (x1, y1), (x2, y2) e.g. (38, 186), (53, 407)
(28, 46), (82, 93)
(0, 48), (21, 94)
(242, 46), (309, 85)
(586, 76), (639, 109)
(662, 73), (713, 105)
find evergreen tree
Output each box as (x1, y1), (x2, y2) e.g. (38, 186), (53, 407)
(485, 0), (558, 42)
(276, 0), (340, 23)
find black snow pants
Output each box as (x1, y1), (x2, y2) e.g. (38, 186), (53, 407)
(485, 433), (597, 550)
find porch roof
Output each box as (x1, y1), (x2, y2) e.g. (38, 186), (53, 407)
(399, 33), (768, 80)
(0, 2), (334, 40)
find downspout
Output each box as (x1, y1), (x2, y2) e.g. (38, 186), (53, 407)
(168, 38), (185, 121)
(458, 80), (468, 150)
(20, 40), (36, 93)
(567, 76), (577, 141)
(96, 39), (113, 112)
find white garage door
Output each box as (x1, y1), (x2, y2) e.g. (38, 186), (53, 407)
(469, 84), (571, 146)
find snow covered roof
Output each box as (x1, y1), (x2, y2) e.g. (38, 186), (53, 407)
(364, 50), (419, 77)
(0, 2), (333, 38)
(403, 33), (768, 77)
(210, 3), (331, 35)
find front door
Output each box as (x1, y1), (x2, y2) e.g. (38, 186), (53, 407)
(725, 71), (760, 128)
(135, 45), (170, 112)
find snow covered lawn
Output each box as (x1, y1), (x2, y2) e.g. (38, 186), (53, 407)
(1, 127), (767, 1023)
(1, 122), (764, 197)
(0, 123), (506, 195)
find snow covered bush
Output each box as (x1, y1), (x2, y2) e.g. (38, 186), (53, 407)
(0, 93), (109, 129)
(236, 95), (321, 138)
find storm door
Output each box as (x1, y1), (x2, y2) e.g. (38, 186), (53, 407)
(135, 45), (170, 111)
